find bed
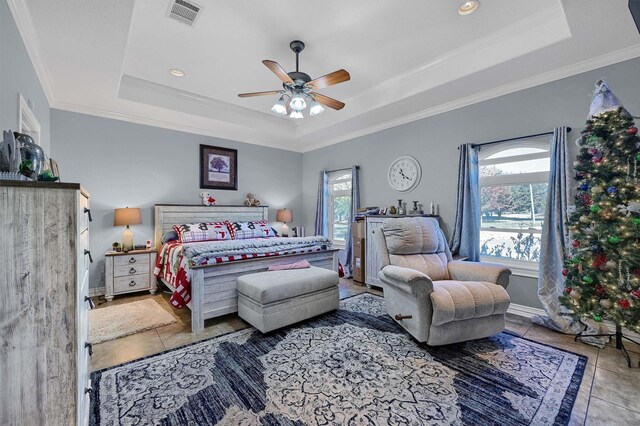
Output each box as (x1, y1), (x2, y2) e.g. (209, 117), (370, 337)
(154, 204), (339, 332)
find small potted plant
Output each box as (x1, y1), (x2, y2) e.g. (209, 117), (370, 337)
(112, 242), (121, 252)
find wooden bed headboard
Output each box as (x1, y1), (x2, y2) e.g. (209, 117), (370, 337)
(154, 204), (269, 250)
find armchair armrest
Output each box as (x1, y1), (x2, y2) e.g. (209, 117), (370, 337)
(447, 260), (511, 288)
(378, 265), (434, 296)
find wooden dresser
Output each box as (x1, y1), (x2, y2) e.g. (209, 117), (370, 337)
(0, 181), (92, 426)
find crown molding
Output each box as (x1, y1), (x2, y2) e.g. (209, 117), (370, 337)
(53, 101), (302, 152)
(7, 0), (57, 106)
(300, 44), (640, 152)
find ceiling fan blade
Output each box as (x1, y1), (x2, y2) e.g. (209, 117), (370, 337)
(313, 93), (345, 110)
(238, 90), (282, 98)
(262, 60), (294, 85)
(306, 69), (350, 90)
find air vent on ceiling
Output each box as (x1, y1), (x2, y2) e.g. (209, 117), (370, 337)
(167, 0), (202, 27)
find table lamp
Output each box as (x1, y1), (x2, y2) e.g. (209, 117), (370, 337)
(114, 207), (142, 251)
(276, 208), (293, 237)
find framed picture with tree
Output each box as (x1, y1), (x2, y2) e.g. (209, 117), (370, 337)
(199, 144), (238, 190)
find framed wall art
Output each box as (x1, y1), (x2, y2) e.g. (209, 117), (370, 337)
(199, 144), (238, 190)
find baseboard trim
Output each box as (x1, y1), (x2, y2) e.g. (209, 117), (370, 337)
(507, 303), (545, 319)
(89, 286), (105, 297)
(507, 303), (640, 342)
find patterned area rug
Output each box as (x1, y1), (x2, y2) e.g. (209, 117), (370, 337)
(90, 294), (586, 425)
(89, 299), (177, 344)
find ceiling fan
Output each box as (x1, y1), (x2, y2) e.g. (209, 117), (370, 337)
(238, 40), (350, 119)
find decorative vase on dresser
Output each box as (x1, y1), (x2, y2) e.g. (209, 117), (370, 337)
(0, 181), (92, 426)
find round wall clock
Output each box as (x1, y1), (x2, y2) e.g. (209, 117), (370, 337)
(388, 155), (422, 192)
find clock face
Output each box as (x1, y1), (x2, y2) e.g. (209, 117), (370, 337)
(388, 156), (421, 192)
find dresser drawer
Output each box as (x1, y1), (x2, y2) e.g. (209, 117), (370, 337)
(114, 253), (149, 267)
(114, 274), (151, 293)
(113, 262), (149, 278)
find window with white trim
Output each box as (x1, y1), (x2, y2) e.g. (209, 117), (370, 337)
(328, 170), (352, 248)
(479, 139), (550, 273)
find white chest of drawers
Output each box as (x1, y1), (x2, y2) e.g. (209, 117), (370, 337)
(105, 249), (158, 301)
(0, 181), (92, 426)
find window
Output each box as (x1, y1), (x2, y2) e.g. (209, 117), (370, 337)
(479, 139), (550, 274)
(328, 170), (352, 248)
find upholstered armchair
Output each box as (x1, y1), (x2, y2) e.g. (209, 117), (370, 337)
(375, 217), (511, 346)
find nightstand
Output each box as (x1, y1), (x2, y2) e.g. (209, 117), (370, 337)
(105, 249), (157, 301)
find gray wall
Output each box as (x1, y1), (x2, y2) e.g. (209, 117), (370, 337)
(302, 57), (640, 309)
(0, 0), (51, 153)
(51, 110), (303, 289)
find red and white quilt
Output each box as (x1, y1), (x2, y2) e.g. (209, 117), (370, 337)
(154, 236), (331, 308)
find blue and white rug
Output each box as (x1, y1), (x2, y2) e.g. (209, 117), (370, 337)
(90, 294), (586, 425)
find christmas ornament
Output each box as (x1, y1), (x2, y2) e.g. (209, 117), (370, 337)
(591, 185), (604, 194)
(582, 276), (594, 284)
(578, 194), (592, 206)
(579, 182), (589, 191)
(590, 205), (601, 213)
(573, 160), (581, 167)
(570, 290), (582, 300)
(588, 147), (598, 155)
(588, 135), (598, 143)
(600, 299), (613, 309)
(572, 240), (581, 248)
(633, 218), (640, 225)
(590, 244), (603, 253)
(565, 287), (572, 294)
(618, 299), (630, 309)
(562, 268), (568, 276)
(636, 153), (640, 162)
(608, 235), (621, 244)
(579, 215), (590, 223)
(607, 186), (617, 195)
(627, 127), (638, 135)
(605, 260), (617, 270)
(572, 256), (581, 264)
(595, 284), (605, 295)
(593, 315), (603, 322)
(631, 290), (640, 299)
(591, 155), (603, 164)
(593, 254), (607, 269)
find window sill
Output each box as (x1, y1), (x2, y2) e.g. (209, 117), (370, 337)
(480, 256), (539, 278)
(331, 243), (346, 250)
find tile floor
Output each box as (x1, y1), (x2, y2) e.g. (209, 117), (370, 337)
(91, 279), (640, 426)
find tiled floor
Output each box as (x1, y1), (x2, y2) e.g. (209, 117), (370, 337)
(91, 280), (640, 425)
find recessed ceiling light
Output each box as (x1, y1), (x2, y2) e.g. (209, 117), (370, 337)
(169, 68), (185, 77)
(458, 1), (480, 15)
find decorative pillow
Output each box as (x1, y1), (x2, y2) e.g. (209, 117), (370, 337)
(161, 230), (179, 244)
(172, 221), (232, 243)
(228, 220), (278, 239)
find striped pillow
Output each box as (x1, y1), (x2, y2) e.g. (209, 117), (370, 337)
(172, 221), (233, 243)
(228, 220), (278, 239)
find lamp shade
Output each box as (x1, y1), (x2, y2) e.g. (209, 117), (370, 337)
(276, 209), (293, 223)
(114, 207), (142, 226)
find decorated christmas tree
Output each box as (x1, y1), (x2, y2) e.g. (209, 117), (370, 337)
(560, 80), (640, 336)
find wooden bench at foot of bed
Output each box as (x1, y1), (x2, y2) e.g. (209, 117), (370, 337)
(187, 250), (338, 332)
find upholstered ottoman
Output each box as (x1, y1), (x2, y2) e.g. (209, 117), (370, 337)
(237, 266), (339, 333)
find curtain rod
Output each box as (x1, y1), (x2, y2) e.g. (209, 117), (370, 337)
(325, 165), (359, 173)
(466, 127), (572, 149)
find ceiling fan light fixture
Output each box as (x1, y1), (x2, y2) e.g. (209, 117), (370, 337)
(289, 94), (307, 111)
(309, 100), (325, 116)
(290, 110), (304, 119)
(458, 0), (480, 15)
(271, 96), (287, 115)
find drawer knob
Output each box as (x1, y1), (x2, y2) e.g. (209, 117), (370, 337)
(84, 249), (93, 263)
(129, 267), (136, 275)
(84, 296), (95, 309)
(129, 280), (136, 287)
(85, 387), (93, 398)
(84, 207), (92, 222)
(85, 342), (93, 356)
(128, 257), (136, 264)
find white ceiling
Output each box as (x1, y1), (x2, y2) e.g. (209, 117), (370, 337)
(10, 0), (640, 152)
